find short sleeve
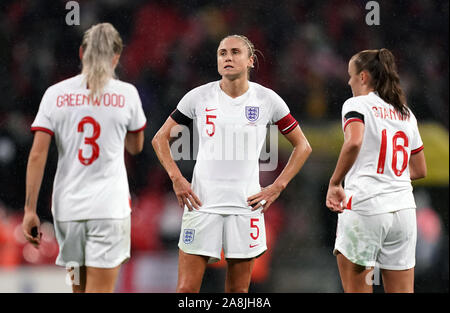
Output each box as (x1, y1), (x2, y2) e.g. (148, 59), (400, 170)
(269, 90), (290, 124)
(176, 89), (197, 119)
(127, 86), (147, 133)
(409, 111), (424, 154)
(31, 88), (55, 136)
(342, 98), (365, 131)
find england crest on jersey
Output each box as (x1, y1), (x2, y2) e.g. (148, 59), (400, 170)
(245, 106), (259, 122)
(183, 229), (195, 244)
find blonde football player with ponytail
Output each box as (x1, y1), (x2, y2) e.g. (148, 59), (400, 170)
(22, 23), (146, 293)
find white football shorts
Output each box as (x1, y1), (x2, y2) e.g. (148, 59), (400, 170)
(333, 208), (417, 270)
(178, 209), (267, 264)
(54, 216), (131, 269)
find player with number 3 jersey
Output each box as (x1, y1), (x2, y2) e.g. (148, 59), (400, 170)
(22, 23), (146, 293)
(30, 72), (145, 221)
(326, 49), (427, 293)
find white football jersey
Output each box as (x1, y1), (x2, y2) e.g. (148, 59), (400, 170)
(341, 91), (424, 215)
(31, 74), (147, 221)
(177, 81), (293, 215)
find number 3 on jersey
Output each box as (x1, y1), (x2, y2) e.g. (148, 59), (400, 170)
(78, 116), (101, 165)
(377, 129), (409, 176)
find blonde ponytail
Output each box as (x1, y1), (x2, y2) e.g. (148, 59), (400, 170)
(81, 23), (123, 99)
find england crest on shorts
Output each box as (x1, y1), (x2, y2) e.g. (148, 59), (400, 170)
(245, 106), (259, 122)
(183, 229), (195, 244)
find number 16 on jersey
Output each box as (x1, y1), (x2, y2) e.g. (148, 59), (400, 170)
(377, 129), (409, 176)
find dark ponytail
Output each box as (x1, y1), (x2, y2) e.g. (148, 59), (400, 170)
(352, 48), (409, 118)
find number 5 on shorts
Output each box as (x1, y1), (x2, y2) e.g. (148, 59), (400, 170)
(250, 218), (259, 240)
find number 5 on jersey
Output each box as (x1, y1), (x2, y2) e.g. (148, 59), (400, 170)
(206, 115), (216, 137)
(78, 116), (101, 166)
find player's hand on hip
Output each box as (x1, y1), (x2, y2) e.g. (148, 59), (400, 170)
(247, 184), (282, 213)
(326, 183), (346, 214)
(22, 211), (42, 248)
(172, 176), (202, 211)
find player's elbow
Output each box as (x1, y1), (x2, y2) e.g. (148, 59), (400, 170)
(28, 150), (45, 165)
(302, 139), (312, 157)
(293, 133), (312, 156)
(409, 151), (427, 181)
(126, 144), (142, 156)
(151, 129), (170, 151)
(127, 145), (143, 156)
(151, 133), (160, 151)
(411, 167), (427, 180)
(422, 166), (427, 178)
(126, 132), (144, 155)
(418, 168), (427, 180)
(345, 139), (362, 153)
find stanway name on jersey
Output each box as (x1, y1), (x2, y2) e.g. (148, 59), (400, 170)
(56, 93), (125, 108)
(371, 106), (410, 121)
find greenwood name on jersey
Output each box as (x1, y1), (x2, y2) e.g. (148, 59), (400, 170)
(31, 74), (147, 221)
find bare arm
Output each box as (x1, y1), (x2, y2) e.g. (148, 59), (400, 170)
(247, 125), (312, 212)
(409, 150), (426, 180)
(272, 125), (312, 189)
(125, 130), (145, 155)
(329, 122), (364, 186)
(326, 122), (364, 213)
(151, 117), (202, 210)
(22, 131), (52, 247)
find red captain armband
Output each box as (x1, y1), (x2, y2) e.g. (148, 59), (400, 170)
(275, 113), (299, 135)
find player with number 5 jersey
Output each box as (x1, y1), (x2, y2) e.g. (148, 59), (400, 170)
(326, 48), (427, 293)
(22, 23), (146, 293)
(152, 35), (312, 293)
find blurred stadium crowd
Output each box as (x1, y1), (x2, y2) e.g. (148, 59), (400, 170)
(0, 0), (448, 292)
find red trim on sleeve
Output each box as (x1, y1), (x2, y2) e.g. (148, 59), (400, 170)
(128, 123), (146, 133)
(275, 113), (299, 135)
(343, 118), (364, 131)
(31, 127), (54, 136)
(411, 145), (424, 154)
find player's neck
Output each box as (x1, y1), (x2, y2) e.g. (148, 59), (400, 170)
(219, 77), (249, 99)
(357, 86), (375, 97)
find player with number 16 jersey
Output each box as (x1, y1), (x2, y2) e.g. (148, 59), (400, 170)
(326, 48), (427, 293)
(341, 91), (423, 215)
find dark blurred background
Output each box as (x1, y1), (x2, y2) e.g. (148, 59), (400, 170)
(0, 0), (448, 292)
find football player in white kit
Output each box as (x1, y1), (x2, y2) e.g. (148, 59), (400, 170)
(326, 48), (427, 293)
(152, 35), (312, 292)
(22, 23), (146, 292)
